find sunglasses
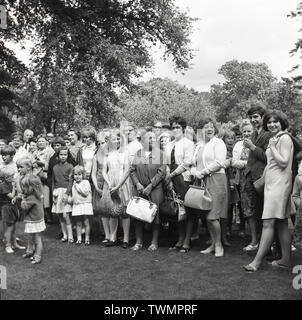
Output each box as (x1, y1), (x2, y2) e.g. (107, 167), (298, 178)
(153, 126), (162, 129)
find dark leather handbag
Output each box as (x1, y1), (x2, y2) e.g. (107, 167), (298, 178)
(159, 190), (184, 221)
(253, 175), (265, 193)
(184, 179), (212, 212)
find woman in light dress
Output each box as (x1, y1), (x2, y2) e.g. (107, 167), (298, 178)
(244, 111), (293, 272)
(102, 130), (131, 248)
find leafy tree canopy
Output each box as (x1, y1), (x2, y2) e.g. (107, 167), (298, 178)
(118, 77), (214, 128)
(2, 0), (195, 133)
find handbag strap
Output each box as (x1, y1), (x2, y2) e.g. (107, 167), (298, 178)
(192, 178), (206, 188)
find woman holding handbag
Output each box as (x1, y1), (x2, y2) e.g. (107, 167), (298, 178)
(244, 111), (293, 272)
(182, 118), (228, 257)
(164, 116), (195, 251)
(130, 131), (166, 251)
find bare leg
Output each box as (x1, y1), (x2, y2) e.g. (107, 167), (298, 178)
(151, 224), (160, 247)
(182, 214), (197, 249)
(4, 225), (14, 248)
(246, 216), (258, 246)
(34, 233), (43, 259)
(109, 217), (118, 242)
(101, 217), (110, 240)
(275, 219), (291, 267)
(121, 216), (130, 243)
(65, 213), (74, 241)
(83, 217), (91, 243)
(176, 220), (186, 247)
(76, 219), (82, 242)
(26, 234), (35, 254)
(220, 218), (231, 247)
(134, 220), (144, 245)
(58, 214), (68, 239)
(248, 219), (275, 269)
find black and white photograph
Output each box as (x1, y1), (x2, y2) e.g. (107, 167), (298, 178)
(0, 0), (302, 302)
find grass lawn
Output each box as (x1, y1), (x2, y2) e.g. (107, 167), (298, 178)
(0, 221), (301, 300)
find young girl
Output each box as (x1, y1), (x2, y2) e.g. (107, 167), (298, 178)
(51, 146), (74, 242)
(20, 171), (46, 264)
(70, 165), (93, 245)
(0, 167), (24, 253)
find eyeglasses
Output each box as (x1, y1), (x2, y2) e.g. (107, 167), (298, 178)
(153, 126), (162, 129)
(172, 126), (182, 130)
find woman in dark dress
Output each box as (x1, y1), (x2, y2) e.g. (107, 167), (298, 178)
(130, 131), (166, 251)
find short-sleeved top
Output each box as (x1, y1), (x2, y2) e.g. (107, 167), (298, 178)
(0, 181), (12, 207)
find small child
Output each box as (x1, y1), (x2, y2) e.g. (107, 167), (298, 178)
(0, 145), (17, 174)
(222, 130), (239, 246)
(52, 146), (74, 242)
(0, 167), (25, 253)
(70, 165), (93, 245)
(20, 173), (46, 264)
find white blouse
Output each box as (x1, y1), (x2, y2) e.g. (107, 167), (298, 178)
(191, 137), (226, 175)
(232, 140), (249, 169)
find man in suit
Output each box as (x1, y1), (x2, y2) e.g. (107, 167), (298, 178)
(242, 104), (270, 252)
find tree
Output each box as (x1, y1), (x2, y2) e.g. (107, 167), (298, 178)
(3, 0), (195, 132)
(289, 2), (302, 72)
(210, 60), (276, 122)
(118, 77), (214, 127)
(0, 40), (27, 139)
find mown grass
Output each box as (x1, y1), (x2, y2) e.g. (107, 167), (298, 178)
(0, 221), (301, 300)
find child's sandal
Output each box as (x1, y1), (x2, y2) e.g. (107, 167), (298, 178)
(60, 237), (68, 243)
(68, 239), (74, 244)
(85, 241), (90, 246)
(76, 240), (82, 245)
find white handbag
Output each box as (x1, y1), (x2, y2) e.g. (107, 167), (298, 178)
(126, 196), (157, 223)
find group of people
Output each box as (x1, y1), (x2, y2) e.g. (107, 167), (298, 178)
(0, 103), (301, 271)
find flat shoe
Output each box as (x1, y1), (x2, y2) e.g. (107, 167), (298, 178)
(243, 244), (258, 252)
(200, 246), (215, 254)
(179, 247), (190, 253)
(131, 243), (143, 251)
(215, 246), (224, 257)
(121, 242), (129, 249)
(85, 241), (90, 246)
(169, 243), (183, 250)
(105, 240), (117, 247)
(243, 264), (258, 272)
(60, 238), (68, 243)
(271, 260), (290, 269)
(147, 244), (158, 252)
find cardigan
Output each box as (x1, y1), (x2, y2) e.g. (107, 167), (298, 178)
(191, 137), (226, 176)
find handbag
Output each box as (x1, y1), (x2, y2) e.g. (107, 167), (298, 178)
(159, 190), (186, 222)
(253, 175), (265, 193)
(184, 179), (212, 212)
(126, 196), (157, 223)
